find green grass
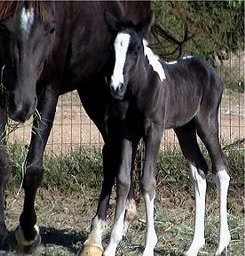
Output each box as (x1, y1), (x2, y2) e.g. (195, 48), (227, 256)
(3, 144), (244, 255)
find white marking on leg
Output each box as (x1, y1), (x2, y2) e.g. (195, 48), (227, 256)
(214, 170), (231, 255)
(83, 216), (106, 250)
(15, 224), (40, 246)
(143, 39), (166, 81)
(185, 164), (206, 256)
(111, 33), (131, 91)
(104, 210), (125, 256)
(142, 193), (157, 256)
(20, 7), (34, 33)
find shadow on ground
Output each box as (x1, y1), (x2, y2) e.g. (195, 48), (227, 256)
(0, 226), (87, 255)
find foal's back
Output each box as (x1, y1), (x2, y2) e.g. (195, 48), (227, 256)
(159, 56), (223, 129)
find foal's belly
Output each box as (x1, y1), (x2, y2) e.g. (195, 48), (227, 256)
(163, 107), (198, 129)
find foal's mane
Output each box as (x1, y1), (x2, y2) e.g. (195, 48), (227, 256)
(0, 1), (53, 23)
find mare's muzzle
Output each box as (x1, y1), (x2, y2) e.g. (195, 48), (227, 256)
(7, 91), (37, 123)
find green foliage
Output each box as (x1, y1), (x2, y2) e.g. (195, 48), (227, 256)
(151, 1), (244, 63)
(6, 144), (244, 196)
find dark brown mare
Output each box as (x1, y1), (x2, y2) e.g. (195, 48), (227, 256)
(0, 1), (158, 255)
(103, 11), (231, 256)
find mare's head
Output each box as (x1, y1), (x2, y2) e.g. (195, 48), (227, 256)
(105, 11), (154, 100)
(0, 1), (55, 122)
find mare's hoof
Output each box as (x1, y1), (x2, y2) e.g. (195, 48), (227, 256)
(79, 245), (103, 256)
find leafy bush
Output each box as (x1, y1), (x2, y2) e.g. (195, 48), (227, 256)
(151, 1), (244, 63)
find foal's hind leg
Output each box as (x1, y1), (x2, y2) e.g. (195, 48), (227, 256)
(195, 115), (230, 255)
(174, 121), (208, 256)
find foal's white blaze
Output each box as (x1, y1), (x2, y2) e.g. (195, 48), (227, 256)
(214, 169), (231, 255)
(186, 164), (206, 256)
(143, 39), (166, 81)
(111, 33), (131, 91)
(20, 7), (34, 33)
(143, 193), (157, 256)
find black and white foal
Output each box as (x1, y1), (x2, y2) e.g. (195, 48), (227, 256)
(103, 11), (230, 256)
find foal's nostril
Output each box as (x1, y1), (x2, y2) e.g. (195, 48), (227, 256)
(116, 83), (123, 93)
(110, 83), (125, 100)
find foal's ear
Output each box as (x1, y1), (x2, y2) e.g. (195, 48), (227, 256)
(104, 10), (120, 32)
(136, 11), (155, 39)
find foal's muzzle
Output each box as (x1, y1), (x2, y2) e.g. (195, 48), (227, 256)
(110, 82), (125, 100)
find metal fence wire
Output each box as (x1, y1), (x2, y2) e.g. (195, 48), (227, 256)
(6, 51), (244, 154)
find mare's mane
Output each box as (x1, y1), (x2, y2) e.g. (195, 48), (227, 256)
(0, 1), (53, 23)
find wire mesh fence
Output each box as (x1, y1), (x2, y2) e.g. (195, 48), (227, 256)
(6, 51), (244, 154)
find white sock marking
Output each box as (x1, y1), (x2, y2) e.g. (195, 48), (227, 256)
(20, 7), (34, 33)
(143, 193), (157, 256)
(143, 39), (166, 81)
(186, 164), (206, 256)
(104, 210), (125, 256)
(214, 170), (231, 255)
(111, 33), (131, 91)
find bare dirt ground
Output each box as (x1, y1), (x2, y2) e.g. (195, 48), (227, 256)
(2, 179), (244, 255)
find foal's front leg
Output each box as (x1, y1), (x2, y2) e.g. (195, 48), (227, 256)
(103, 139), (134, 256)
(141, 125), (162, 256)
(15, 87), (58, 254)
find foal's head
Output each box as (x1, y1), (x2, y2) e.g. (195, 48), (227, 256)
(0, 1), (55, 122)
(105, 11), (154, 100)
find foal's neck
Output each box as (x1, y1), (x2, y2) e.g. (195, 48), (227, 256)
(142, 39), (165, 82)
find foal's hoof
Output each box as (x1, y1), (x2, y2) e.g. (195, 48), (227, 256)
(15, 225), (41, 255)
(216, 247), (228, 256)
(79, 245), (103, 256)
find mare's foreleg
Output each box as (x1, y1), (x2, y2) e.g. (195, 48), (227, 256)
(81, 142), (118, 256)
(0, 105), (11, 247)
(15, 87), (58, 254)
(141, 125), (162, 256)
